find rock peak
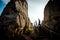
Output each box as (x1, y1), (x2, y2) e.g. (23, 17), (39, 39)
(0, 0), (32, 38)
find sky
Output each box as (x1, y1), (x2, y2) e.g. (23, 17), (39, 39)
(2, 0), (10, 4)
(28, 0), (49, 24)
(0, 0), (49, 24)
(0, 0), (10, 15)
(0, 0), (5, 15)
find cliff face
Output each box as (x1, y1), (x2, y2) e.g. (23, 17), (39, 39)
(42, 0), (60, 34)
(44, 0), (60, 22)
(0, 0), (32, 37)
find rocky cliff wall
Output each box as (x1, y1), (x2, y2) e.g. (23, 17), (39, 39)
(42, 0), (60, 34)
(0, 0), (32, 37)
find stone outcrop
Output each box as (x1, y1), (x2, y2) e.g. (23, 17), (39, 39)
(42, 0), (60, 36)
(0, 0), (32, 38)
(40, 0), (60, 40)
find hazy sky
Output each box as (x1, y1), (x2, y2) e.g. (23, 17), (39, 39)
(28, 0), (49, 24)
(0, 0), (49, 24)
(2, 0), (10, 4)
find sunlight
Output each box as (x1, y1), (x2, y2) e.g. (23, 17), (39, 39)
(28, 0), (49, 24)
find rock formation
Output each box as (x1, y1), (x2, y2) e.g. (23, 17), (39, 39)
(42, 0), (60, 33)
(0, 0), (32, 38)
(41, 0), (60, 39)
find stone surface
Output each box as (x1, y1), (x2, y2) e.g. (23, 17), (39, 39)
(0, 0), (32, 38)
(42, 0), (60, 35)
